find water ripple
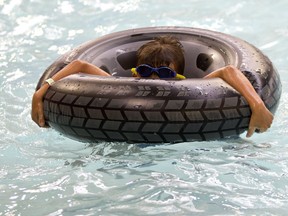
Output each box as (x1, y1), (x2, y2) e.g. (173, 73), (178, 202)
(1, 0), (288, 215)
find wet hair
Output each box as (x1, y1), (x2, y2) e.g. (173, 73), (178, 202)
(136, 35), (185, 75)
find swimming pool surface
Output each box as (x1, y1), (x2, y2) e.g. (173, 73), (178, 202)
(1, 0), (288, 215)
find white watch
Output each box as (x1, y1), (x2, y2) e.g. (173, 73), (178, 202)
(45, 78), (55, 86)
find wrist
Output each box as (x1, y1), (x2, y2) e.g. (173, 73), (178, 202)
(37, 83), (50, 99)
(250, 99), (265, 112)
(45, 78), (55, 86)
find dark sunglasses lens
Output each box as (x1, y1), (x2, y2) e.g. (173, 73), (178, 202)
(137, 65), (153, 77)
(158, 68), (176, 78)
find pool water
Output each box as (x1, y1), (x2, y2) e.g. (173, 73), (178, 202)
(1, 0), (288, 215)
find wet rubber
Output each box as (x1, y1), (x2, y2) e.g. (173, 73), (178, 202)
(36, 27), (282, 143)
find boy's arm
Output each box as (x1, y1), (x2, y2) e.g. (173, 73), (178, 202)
(204, 65), (273, 138)
(47, 60), (110, 81)
(32, 60), (111, 127)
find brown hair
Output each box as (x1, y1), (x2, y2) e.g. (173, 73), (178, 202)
(136, 36), (185, 75)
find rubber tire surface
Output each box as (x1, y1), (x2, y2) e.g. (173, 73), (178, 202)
(38, 27), (282, 143)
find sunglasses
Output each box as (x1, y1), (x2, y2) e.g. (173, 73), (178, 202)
(131, 64), (186, 79)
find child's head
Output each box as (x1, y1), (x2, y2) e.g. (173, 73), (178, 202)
(136, 36), (185, 75)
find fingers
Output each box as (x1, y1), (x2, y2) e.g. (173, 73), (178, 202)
(37, 100), (46, 127)
(31, 109), (40, 126)
(246, 108), (273, 138)
(31, 110), (45, 127)
(246, 126), (256, 138)
(247, 125), (270, 138)
(31, 96), (46, 127)
(38, 113), (45, 127)
(259, 128), (268, 133)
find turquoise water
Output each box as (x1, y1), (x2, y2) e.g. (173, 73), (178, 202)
(1, 0), (288, 215)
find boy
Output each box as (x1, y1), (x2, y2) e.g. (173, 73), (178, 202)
(32, 36), (273, 138)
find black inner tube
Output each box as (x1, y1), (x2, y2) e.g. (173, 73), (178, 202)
(37, 27), (282, 143)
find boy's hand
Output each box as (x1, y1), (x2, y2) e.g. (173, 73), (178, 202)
(31, 85), (50, 127)
(246, 103), (273, 137)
